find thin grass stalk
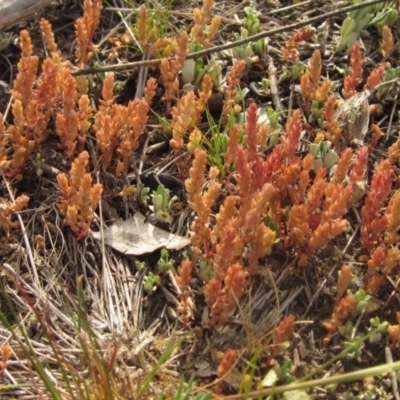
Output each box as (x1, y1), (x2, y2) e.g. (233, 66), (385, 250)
(224, 360), (400, 399)
(75, 275), (115, 400)
(135, 325), (186, 399)
(299, 322), (388, 382)
(0, 278), (63, 399)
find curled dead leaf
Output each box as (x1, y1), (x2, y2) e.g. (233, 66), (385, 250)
(91, 213), (190, 255)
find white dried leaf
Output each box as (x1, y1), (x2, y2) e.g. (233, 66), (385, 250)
(91, 213), (190, 255)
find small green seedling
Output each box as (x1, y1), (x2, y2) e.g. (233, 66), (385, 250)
(231, 2), (264, 66)
(377, 67), (400, 99)
(309, 140), (339, 171)
(259, 78), (271, 94)
(181, 57), (206, 89)
(199, 256), (214, 281)
(243, 2), (260, 35)
(243, 2), (267, 57)
(344, 336), (364, 360)
(143, 272), (161, 294)
(182, 44), (223, 89)
(232, 35), (254, 66)
(181, 43), (206, 88)
(150, 185), (178, 224)
(157, 248), (174, 273)
(135, 260), (146, 271)
(138, 183), (150, 203)
(368, 317), (385, 343)
(352, 289), (381, 315)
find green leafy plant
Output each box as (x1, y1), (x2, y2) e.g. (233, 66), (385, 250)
(181, 42), (223, 90)
(244, 2), (267, 57)
(368, 317), (385, 343)
(243, 2), (260, 35)
(181, 58), (206, 89)
(135, 260), (146, 271)
(157, 248), (174, 273)
(337, 1), (398, 51)
(138, 182), (150, 203)
(231, 1), (267, 61)
(143, 271), (161, 294)
(309, 140), (339, 171)
(258, 107), (283, 148)
(352, 289), (381, 315)
(231, 2), (262, 65)
(377, 66), (400, 99)
(150, 184), (178, 223)
(368, 4), (398, 30)
(231, 37), (254, 65)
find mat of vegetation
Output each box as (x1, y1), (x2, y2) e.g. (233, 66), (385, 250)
(0, 0), (400, 398)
